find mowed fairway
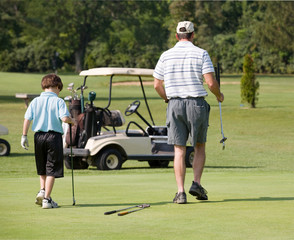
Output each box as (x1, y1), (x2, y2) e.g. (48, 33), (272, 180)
(0, 72), (294, 240)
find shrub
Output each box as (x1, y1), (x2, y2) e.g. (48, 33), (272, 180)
(240, 54), (259, 108)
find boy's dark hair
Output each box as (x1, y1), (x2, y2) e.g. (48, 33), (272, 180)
(41, 74), (63, 91)
(177, 32), (193, 40)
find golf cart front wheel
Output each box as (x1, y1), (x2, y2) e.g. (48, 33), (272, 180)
(148, 160), (170, 168)
(97, 149), (123, 170)
(0, 139), (10, 156)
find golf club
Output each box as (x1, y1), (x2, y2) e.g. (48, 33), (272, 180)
(76, 85), (88, 113)
(69, 123), (76, 205)
(104, 204), (150, 216)
(215, 63), (227, 150)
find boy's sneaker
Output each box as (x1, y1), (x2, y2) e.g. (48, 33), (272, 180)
(35, 189), (45, 205)
(173, 192), (187, 204)
(189, 181), (208, 200)
(42, 198), (59, 209)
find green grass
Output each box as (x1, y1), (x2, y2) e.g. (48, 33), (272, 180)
(0, 72), (294, 240)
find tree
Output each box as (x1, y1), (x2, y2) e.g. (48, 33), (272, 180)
(23, 0), (106, 72)
(241, 54), (259, 108)
(84, 1), (169, 69)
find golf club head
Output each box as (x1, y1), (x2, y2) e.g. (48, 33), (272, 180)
(220, 137), (227, 144)
(77, 86), (88, 91)
(64, 96), (72, 101)
(220, 137), (227, 150)
(139, 204), (150, 208)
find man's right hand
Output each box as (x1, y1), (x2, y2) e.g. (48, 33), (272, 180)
(217, 92), (224, 103)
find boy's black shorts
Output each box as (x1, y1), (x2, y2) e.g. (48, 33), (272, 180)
(34, 131), (64, 178)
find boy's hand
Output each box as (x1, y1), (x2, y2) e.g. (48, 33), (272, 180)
(21, 135), (29, 150)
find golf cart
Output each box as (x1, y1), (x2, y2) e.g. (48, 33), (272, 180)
(0, 124), (10, 156)
(63, 67), (194, 170)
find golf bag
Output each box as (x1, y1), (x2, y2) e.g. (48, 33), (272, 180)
(66, 98), (125, 148)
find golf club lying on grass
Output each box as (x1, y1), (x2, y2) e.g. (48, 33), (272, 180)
(215, 63), (227, 150)
(104, 204), (150, 216)
(69, 124), (76, 205)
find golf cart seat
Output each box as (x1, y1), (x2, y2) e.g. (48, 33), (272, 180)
(96, 109), (125, 127)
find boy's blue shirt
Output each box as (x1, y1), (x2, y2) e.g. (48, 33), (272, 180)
(24, 91), (69, 134)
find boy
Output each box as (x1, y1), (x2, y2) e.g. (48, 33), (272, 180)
(21, 73), (73, 209)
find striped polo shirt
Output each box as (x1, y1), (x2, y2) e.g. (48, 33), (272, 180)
(153, 41), (215, 99)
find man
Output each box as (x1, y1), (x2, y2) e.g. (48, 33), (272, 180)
(153, 21), (224, 204)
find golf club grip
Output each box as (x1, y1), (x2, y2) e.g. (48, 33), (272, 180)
(104, 210), (117, 215)
(118, 211), (129, 216)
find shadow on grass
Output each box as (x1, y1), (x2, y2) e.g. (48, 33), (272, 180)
(198, 197), (294, 204)
(7, 152), (35, 157)
(206, 166), (260, 169)
(61, 201), (170, 209)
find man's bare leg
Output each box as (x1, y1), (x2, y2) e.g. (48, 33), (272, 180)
(174, 145), (186, 193)
(193, 143), (206, 184)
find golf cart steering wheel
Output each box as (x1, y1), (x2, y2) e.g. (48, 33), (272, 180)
(125, 100), (140, 116)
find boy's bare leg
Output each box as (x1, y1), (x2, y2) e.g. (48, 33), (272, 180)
(40, 175), (46, 190)
(193, 143), (206, 184)
(45, 176), (55, 199)
(174, 145), (186, 193)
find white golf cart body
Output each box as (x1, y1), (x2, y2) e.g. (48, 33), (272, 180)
(0, 124), (11, 156)
(64, 67), (193, 170)
(0, 124), (8, 135)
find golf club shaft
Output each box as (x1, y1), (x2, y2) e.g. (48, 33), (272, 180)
(104, 204), (150, 215)
(69, 124), (76, 205)
(219, 102), (224, 137)
(104, 204), (142, 215)
(118, 208), (144, 216)
(104, 206), (135, 215)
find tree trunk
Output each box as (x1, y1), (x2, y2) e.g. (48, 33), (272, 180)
(75, 49), (84, 73)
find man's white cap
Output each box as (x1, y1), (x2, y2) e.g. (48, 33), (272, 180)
(176, 21), (194, 34)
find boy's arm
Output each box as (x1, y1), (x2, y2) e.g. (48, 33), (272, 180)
(22, 118), (31, 136)
(21, 118), (31, 150)
(61, 116), (74, 124)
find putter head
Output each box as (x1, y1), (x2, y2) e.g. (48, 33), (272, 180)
(139, 204), (150, 208)
(220, 137), (227, 150)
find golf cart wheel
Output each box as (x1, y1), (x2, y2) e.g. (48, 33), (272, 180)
(148, 160), (170, 168)
(185, 147), (194, 168)
(97, 149), (123, 170)
(64, 156), (89, 169)
(0, 139), (10, 156)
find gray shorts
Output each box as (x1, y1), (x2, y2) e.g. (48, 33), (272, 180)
(166, 97), (210, 147)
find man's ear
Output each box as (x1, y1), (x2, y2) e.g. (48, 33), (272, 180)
(175, 33), (179, 41)
(190, 32), (195, 40)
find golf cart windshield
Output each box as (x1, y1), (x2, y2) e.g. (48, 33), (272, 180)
(79, 67), (155, 125)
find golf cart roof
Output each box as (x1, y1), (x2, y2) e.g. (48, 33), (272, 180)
(79, 67), (154, 77)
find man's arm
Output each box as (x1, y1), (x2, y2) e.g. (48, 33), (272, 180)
(203, 72), (224, 102)
(154, 78), (169, 103)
